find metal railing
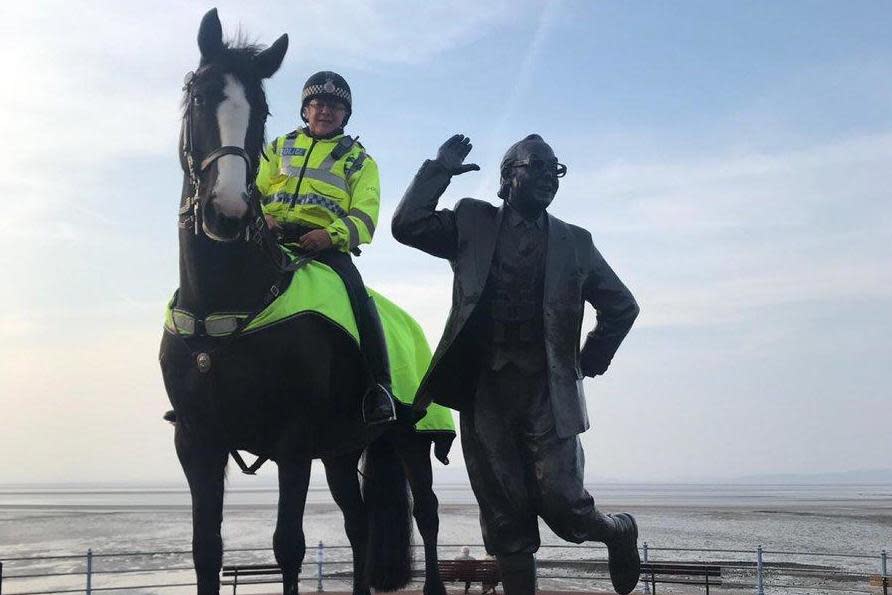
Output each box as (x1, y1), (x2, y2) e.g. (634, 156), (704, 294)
(1, 542), (889, 594)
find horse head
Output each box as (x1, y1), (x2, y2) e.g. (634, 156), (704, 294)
(180, 8), (288, 241)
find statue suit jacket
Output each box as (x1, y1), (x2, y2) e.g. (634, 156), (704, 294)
(392, 160), (639, 438)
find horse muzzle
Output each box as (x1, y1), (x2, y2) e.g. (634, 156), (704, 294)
(202, 197), (248, 242)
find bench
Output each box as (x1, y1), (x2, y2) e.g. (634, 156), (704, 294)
(641, 562), (722, 594)
(221, 564), (282, 594)
(870, 574), (890, 595)
(438, 559), (501, 594)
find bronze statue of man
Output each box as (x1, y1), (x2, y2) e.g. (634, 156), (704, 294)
(392, 134), (641, 595)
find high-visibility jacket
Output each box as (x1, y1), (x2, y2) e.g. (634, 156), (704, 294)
(257, 128), (380, 253)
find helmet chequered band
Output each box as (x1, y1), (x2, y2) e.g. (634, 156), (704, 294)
(302, 84), (351, 106)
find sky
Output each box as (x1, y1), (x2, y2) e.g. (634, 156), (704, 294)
(0, 1), (890, 486)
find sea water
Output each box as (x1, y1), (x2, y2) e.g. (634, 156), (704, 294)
(1, 482), (890, 594)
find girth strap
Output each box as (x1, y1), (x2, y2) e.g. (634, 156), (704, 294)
(230, 450), (268, 475)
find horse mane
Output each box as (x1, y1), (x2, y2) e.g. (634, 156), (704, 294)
(221, 31), (266, 71)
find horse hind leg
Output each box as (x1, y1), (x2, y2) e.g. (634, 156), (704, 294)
(403, 435), (446, 595)
(274, 458), (313, 595)
(175, 424), (228, 595)
(323, 450), (371, 595)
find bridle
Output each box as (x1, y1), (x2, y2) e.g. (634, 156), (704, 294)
(177, 69), (313, 273)
(178, 69), (260, 241)
(172, 71), (310, 476)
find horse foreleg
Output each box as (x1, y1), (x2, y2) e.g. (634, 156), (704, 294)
(176, 424), (228, 595)
(274, 458), (312, 595)
(403, 435), (446, 595)
(323, 450), (370, 595)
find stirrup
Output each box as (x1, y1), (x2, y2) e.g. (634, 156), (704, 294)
(363, 384), (397, 425)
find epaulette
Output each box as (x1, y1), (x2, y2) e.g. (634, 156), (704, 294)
(270, 130), (301, 156)
(329, 135), (358, 161)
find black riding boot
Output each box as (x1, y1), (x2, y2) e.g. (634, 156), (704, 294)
(496, 553), (536, 595)
(361, 295), (396, 425)
(307, 246), (397, 426)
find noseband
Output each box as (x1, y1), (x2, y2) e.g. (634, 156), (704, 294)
(179, 70), (258, 239)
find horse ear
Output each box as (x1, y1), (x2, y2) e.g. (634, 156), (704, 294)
(197, 8), (224, 62)
(254, 34), (288, 79)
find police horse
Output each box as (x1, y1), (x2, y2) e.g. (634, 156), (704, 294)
(160, 10), (450, 595)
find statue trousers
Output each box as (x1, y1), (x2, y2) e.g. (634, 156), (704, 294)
(460, 364), (613, 555)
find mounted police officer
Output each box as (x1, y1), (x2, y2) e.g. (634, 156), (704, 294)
(393, 134), (642, 595)
(256, 71), (396, 425)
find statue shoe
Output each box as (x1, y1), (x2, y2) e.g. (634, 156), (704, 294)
(362, 383), (397, 426)
(497, 553), (536, 595)
(606, 513), (640, 595)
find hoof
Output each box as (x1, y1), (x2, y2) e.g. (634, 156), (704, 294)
(283, 572), (300, 595)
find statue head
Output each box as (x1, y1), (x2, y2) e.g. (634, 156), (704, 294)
(497, 134), (567, 219)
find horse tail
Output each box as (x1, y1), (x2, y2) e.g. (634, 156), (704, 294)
(361, 434), (412, 590)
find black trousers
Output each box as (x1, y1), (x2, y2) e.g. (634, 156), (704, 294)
(461, 364), (613, 555)
(311, 249), (389, 386)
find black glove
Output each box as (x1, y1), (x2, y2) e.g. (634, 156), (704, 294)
(433, 435), (454, 465)
(435, 134), (480, 176)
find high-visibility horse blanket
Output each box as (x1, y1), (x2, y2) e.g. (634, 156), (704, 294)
(165, 259), (455, 436)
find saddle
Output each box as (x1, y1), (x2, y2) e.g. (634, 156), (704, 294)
(164, 255), (455, 434)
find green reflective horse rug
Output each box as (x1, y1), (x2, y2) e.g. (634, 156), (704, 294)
(165, 258), (454, 435)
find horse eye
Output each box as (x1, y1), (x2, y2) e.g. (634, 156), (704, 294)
(192, 95), (204, 107)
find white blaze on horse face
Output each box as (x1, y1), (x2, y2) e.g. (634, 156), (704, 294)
(213, 74), (250, 218)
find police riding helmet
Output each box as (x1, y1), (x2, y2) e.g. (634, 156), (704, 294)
(301, 71), (352, 125)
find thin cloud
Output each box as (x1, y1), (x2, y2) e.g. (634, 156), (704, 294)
(474, 0), (563, 198)
(567, 132), (892, 233)
(550, 131), (892, 331)
(0, 2), (519, 245)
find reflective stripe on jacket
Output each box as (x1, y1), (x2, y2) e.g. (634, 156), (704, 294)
(257, 129), (380, 252)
